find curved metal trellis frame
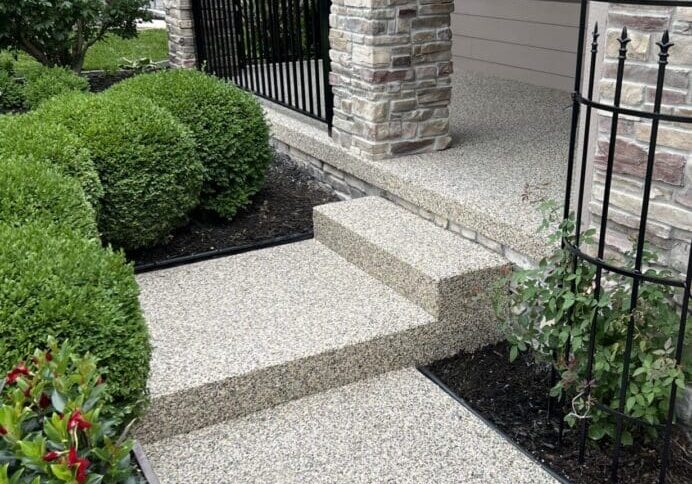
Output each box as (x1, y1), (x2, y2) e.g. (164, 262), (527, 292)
(561, 1), (692, 483)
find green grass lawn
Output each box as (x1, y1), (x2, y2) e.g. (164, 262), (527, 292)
(1, 29), (168, 75)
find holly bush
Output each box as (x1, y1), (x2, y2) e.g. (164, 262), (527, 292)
(0, 337), (144, 483)
(497, 202), (691, 445)
(0, 0), (150, 72)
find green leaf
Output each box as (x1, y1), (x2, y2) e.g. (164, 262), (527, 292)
(621, 430), (633, 446)
(509, 346), (519, 362)
(51, 390), (66, 413)
(50, 464), (73, 482)
(589, 424), (607, 440)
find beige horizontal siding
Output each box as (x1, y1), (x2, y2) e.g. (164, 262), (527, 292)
(452, 0), (582, 90)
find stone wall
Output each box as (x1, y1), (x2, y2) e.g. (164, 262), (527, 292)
(271, 137), (535, 269)
(165, 0), (197, 68)
(592, 4), (691, 275)
(591, 3), (692, 431)
(329, 0), (454, 159)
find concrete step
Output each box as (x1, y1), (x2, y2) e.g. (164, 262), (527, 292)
(314, 196), (510, 348)
(135, 241), (479, 443)
(144, 368), (557, 484)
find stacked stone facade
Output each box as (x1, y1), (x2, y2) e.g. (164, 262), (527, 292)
(329, 0), (454, 159)
(165, 0), (197, 68)
(591, 5), (691, 276)
(590, 4), (691, 427)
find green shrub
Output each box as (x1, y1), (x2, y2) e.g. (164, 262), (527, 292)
(0, 113), (103, 207)
(0, 156), (97, 238)
(23, 66), (89, 108)
(0, 69), (24, 111)
(1, 338), (142, 483)
(111, 69), (272, 219)
(0, 224), (150, 410)
(36, 90), (203, 250)
(0, 0), (150, 72)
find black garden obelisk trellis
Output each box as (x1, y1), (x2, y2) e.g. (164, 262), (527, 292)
(561, 1), (692, 483)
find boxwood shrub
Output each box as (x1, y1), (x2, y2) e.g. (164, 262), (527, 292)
(0, 69), (24, 111)
(0, 155), (98, 238)
(110, 69), (272, 219)
(36, 90), (204, 250)
(0, 113), (103, 207)
(23, 66), (89, 109)
(0, 223), (150, 410)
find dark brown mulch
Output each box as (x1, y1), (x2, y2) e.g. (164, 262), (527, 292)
(426, 342), (692, 484)
(84, 69), (137, 92)
(128, 155), (339, 266)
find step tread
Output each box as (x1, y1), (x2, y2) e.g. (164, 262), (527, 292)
(137, 240), (434, 399)
(315, 196), (507, 281)
(144, 368), (557, 484)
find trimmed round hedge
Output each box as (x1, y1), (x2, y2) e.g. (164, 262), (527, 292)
(36, 90), (204, 250)
(23, 66), (89, 109)
(0, 113), (103, 207)
(0, 223), (150, 410)
(110, 69), (272, 219)
(0, 156), (98, 238)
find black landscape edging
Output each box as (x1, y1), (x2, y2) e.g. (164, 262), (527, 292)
(133, 231), (314, 274)
(417, 366), (572, 484)
(132, 440), (160, 484)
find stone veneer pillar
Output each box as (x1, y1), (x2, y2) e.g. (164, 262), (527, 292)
(329, 0), (454, 160)
(165, 0), (197, 68)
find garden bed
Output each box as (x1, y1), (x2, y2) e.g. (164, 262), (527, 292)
(128, 155), (339, 267)
(426, 342), (692, 484)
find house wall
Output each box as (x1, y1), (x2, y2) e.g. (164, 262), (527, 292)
(589, 3), (692, 427)
(451, 0), (581, 90)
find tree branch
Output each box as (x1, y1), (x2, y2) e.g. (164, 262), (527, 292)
(19, 34), (51, 67)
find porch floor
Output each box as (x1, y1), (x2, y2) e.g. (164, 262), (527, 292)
(266, 71), (572, 262)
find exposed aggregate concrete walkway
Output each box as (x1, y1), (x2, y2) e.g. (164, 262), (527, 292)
(144, 368), (557, 484)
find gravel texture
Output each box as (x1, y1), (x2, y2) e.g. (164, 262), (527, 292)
(144, 368), (557, 484)
(314, 196), (510, 318)
(135, 240), (480, 443)
(267, 71), (570, 261)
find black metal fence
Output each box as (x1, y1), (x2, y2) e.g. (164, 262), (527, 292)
(561, 1), (691, 482)
(191, 0), (334, 128)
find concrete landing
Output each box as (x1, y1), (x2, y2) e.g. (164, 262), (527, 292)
(136, 240), (482, 443)
(144, 368), (557, 484)
(267, 71), (570, 262)
(315, 197), (509, 320)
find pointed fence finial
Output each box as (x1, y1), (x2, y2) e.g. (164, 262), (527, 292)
(656, 30), (674, 65)
(617, 26), (631, 59)
(591, 22), (600, 52)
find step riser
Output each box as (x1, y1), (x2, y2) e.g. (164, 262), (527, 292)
(314, 207), (510, 328)
(136, 319), (475, 443)
(314, 210), (441, 315)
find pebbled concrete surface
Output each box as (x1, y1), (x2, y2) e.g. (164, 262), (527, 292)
(135, 241), (490, 443)
(145, 368), (557, 484)
(267, 71), (570, 261)
(314, 196), (509, 318)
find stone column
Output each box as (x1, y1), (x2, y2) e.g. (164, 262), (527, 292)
(165, 0), (197, 68)
(329, 0), (454, 160)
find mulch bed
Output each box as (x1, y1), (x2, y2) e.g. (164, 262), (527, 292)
(128, 155), (339, 266)
(426, 342), (692, 484)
